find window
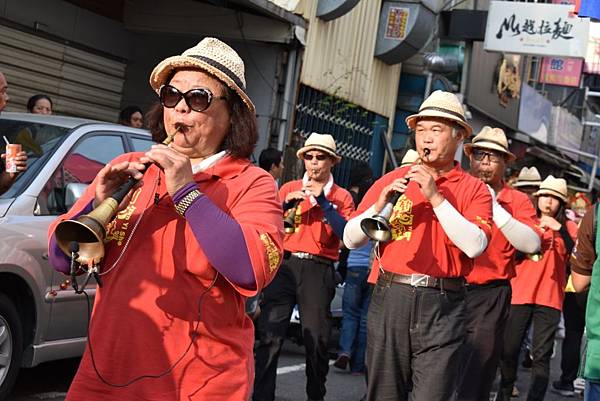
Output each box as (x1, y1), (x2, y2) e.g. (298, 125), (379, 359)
(38, 135), (125, 215)
(130, 136), (155, 152)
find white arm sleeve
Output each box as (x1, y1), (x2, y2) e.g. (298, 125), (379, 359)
(495, 205), (541, 253)
(343, 205), (377, 249)
(433, 199), (489, 258)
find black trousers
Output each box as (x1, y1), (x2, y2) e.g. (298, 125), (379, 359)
(499, 304), (561, 401)
(365, 279), (466, 401)
(457, 282), (512, 401)
(253, 256), (336, 401)
(559, 291), (588, 384)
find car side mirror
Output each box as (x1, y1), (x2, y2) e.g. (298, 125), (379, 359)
(64, 183), (88, 210)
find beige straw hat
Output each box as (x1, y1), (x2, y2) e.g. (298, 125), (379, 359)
(149, 37), (255, 113)
(534, 175), (568, 202)
(400, 149), (419, 167)
(296, 133), (342, 162)
(513, 166), (542, 188)
(405, 90), (472, 136)
(463, 126), (516, 162)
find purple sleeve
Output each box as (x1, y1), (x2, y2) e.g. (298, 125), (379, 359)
(173, 184), (256, 289)
(48, 200), (94, 274)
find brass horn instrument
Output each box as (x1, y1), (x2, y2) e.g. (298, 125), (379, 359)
(55, 135), (174, 264)
(360, 148), (430, 242)
(283, 199), (301, 234)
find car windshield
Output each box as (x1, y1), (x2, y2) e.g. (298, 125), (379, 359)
(0, 119), (70, 199)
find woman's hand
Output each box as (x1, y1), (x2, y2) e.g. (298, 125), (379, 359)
(94, 160), (146, 210)
(140, 144), (195, 197)
(374, 178), (408, 214)
(304, 180), (326, 198)
(540, 215), (561, 231)
(405, 165), (444, 207)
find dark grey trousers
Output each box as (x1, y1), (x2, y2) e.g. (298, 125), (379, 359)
(457, 282), (512, 401)
(365, 278), (467, 401)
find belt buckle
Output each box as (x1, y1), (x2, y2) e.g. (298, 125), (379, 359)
(410, 274), (429, 287)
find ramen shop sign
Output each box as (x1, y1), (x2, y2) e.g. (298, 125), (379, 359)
(484, 1), (589, 58)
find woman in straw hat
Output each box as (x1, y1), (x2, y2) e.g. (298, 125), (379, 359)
(47, 37), (284, 400)
(497, 176), (578, 401)
(343, 90), (493, 401)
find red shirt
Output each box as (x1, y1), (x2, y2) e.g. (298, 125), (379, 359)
(49, 154), (284, 401)
(354, 163), (492, 282)
(279, 179), (354, 261)
(467, 185), (540, 284)
(510, 219), (578, 311)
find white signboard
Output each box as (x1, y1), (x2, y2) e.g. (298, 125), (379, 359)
(484, 1), (590, 58)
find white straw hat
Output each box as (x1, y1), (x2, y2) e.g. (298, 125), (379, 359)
(400, 149), (419, 167)
(296, 133), (341, 162)
(534, 175), (568, 202)
(149, 37), (255, 113)
(513, 166), (542, 188)
(464, 126), (516, 162)
(405, 90), (472, 135)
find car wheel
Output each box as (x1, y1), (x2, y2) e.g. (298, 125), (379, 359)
(0, 293), (23, 401)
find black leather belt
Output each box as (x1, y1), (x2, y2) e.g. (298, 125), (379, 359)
(291, 252), (334, 265)
(378, 271), (465, 292)
(466, 279), (510, 290)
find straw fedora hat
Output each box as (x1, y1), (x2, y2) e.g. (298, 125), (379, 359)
(534, 175), (568, 202)
(405, 90), (472, 136)
(296, 133), (341, 162)
(463, 126), (516, 162)
(400, 149), (419, 167)
(149, 37), (255, 113)
(513, 166), (542, 188)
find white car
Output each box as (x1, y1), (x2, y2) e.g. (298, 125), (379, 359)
(0, 112), (155, 399)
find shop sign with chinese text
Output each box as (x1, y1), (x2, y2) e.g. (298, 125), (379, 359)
(484, 1), (590, 58)
(539, 57), (583, 87)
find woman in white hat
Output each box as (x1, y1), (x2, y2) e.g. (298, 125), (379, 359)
(47, 38), (284, 400)
(498, 176), (578, 401)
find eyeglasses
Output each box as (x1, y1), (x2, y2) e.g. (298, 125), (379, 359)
(159, 85), (226, 112)
(472, 149), (504, 163)
(303, 154), (329, 161)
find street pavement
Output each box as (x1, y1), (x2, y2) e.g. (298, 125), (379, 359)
(8, 340), (582, 401)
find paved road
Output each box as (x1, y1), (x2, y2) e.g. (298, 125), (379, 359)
(8, 340), (582, 401)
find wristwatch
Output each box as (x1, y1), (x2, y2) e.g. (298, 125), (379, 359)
(175, 189), (202, 216)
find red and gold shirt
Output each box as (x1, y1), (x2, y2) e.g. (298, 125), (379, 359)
(467, 185), (541, 284)
(511, 219), (578, 311)
(279, 179), (354, 261)
(49, 153), (283, 401)
(354, 163), (492, 282)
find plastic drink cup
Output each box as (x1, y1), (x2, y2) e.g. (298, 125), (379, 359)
(5, 143), (21, 173)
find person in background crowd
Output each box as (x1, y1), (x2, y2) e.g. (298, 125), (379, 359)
(513, 166), (542, 203)
(571, 203), (600, 401)
(333, 161), (374, 375)
(47, 37), (284, 400)
(253, 132), (354, 401)
(344, 90), (493, 401)
(457, 127), (541, 401)
(118, 105), (144, 128)
(259, 147), (283, 181)
(0, 71), (28, 195)
(551, 193), (591, 396)
(26, 94), (53, 115)
(246, 147), (284, 320)
(498, 176), (577, 401)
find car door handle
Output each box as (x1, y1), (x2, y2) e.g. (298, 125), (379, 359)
(42, 252), (49, 260)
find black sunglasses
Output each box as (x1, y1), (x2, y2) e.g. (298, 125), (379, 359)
(304, 154), (329, 161)
(472, 149), (504, 163)
(159, 85), (226, 112)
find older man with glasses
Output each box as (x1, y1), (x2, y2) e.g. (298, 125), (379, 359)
(456, 126), (542, 401)
(344, 91), (493, 401)
(253, 132), (354, 401)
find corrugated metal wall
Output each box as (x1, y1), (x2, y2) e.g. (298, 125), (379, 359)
(297, 0), (401, 119)
(0, 24), (126, 122)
